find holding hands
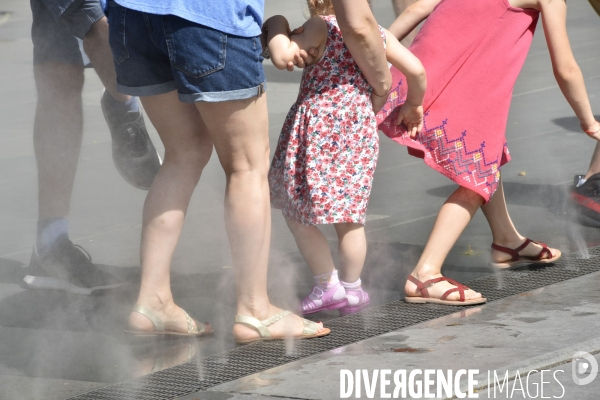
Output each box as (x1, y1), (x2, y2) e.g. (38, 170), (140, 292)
(396, 101), (424, 138)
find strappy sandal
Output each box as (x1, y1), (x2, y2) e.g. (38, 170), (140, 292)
(490, 238), (561, 270)
(404, 275), (487, 306)
(124, 304), (214, 337)
(234, 310), (331, 344)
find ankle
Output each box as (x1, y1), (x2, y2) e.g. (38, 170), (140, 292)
(313, 269), (340, 290)
(412, 266), (442, 281)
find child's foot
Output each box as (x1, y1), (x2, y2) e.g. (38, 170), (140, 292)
(339, 284), (370, 316)
(404, 272), (484, 304)
(301, 282), (349, 314)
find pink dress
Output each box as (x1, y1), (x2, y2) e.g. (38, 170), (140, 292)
(269, 16), (385, 225)
(377, 0), (539, 202)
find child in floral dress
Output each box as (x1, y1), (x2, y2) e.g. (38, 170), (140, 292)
(263, 0), (426, 315)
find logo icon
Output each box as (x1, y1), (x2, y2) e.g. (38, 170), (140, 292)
(572, 351), (598, 385)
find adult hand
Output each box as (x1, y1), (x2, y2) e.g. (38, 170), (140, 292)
(395, 102), (424, 138)
(285, 26), (320, 71)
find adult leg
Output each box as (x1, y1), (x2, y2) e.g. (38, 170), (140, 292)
(34, 62), (84, 222)
(482, 178), (560, 263)
(583, 142), (600, 180)
(128, 91), (213, 333)
(82, 16), (129, 102)
(194, 95), (325, 341)
(404, 187), (484, 300)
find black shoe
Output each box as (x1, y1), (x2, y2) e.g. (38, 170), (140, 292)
(570, 172), (600, 228)
(23, 239), (123, 295)
(101, 93), (162, 190)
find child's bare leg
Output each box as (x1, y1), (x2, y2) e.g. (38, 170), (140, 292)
(129, 91), (213, 333)
(405, 187), (484, 301)
(334, 223), (366, 283)
(482, 178), (560, 262)
(286, 218), (348, 312)
(285, 218), (336, 276)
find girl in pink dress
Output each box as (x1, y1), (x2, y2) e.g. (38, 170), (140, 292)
(379, 0), (600, 305)
(263, 0), (426, 315)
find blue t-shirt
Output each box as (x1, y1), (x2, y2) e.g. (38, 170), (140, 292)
(110, 0), (264, 37)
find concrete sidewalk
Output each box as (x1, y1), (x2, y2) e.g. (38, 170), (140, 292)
(183, 271), (600, 399)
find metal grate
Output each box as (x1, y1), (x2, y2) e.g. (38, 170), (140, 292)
(69, 247), (600, 400)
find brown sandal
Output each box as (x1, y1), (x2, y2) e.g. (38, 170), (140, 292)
(405, 275), (487, 306)
(490, 238), (561, 270)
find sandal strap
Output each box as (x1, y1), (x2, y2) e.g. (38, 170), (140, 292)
(491, 238), (532, 262)
(302, 318), (319, 335)
(408, 275), (470, 302)
(132, 304), (164, 332)
(234, 310), (293, 339)
(180, 308), (204, 334)
(235, 315), (271, 338)
(531, 240), (552, 261)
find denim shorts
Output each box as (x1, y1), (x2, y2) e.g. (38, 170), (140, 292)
(31, 0), (104, 66)
(107, 1), (266, 103)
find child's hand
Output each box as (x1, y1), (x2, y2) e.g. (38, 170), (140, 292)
(370, 91), (389, 114)
(395, 102), (424, 138)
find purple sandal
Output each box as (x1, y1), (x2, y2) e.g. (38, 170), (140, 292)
(301, 282), (349, 315)
(339, 288), (370, 316)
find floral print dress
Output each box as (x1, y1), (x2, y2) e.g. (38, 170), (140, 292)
(268, 15), (385, 225)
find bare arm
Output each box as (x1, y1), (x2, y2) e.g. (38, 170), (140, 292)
(388, 0), (440, 41)
(332, 0), (391, 97)
(540, 0), (599, 135)
(264, 16), (327, 70)
(384, 29), (426, 106)
(383, 28), (427, 137)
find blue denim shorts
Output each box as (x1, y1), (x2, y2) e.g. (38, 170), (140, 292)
(107, 1), (266, 103)
(31, 0), (104, 66)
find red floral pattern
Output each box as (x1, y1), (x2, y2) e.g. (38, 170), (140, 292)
(269, 16), (385, 225)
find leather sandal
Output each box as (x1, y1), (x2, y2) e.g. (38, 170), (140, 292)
(234, 310), (330, 344)
(405, 275), (487, 306)
(124, 304), (213, 337)
(490, 238), (561, 270)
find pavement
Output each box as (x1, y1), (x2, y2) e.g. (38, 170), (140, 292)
(0, 0), (599, 399)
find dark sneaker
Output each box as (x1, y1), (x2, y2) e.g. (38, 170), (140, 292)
(570, 172), (600, 228)
(101, 93), (162, 190)
(23, 239), (123, 295)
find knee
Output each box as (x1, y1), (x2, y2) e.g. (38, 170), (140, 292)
(448, 187), (485, 207)
(223, 145), (270, 179)
(34, 63), (84, 102)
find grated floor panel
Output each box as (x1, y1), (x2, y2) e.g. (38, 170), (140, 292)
(68, 248), (600, 400)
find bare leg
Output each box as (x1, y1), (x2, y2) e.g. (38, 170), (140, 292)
(82, 17), (128, 102)
(128, 91), (213, 333)
(285, 218), (336, 276)
(193, 95), (325, 341)
(34, 63), (84, 221)
(334, 223), (366, 283)
(391, 0), (419, 46)
(405, 187), (483, 300)
(482, 178), (559, 263)
(584, 142), (600, 180)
